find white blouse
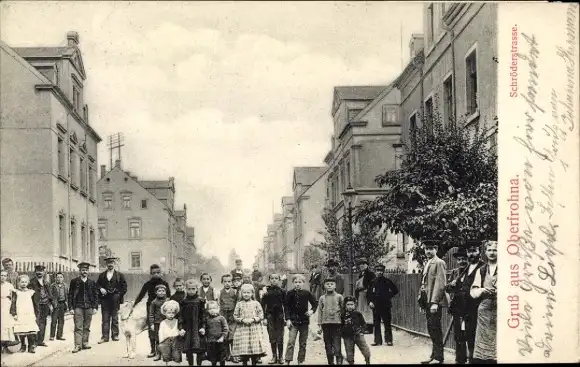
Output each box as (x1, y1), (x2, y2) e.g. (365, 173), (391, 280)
(470, 264), (497, 299)
(158, 318), (179, 343)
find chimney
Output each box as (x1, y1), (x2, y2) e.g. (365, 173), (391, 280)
(67, 31), (79, 47)
(100, 165), (106, 179)
(115, 159), (121, 168)
(409, 33), (425, 59)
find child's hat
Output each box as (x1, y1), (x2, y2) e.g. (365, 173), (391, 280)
(155, 284), (167, 291)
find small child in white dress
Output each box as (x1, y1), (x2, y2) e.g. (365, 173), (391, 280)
(1, 270), (17, 353)
(13, 275), (39, 353)
(157, 300), (184, 365)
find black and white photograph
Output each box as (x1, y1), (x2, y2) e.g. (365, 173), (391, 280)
(2, 1), (576, 365)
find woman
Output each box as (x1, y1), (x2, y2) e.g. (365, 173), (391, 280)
(354, 258), (375, 334)
(470, 241), (498, 364)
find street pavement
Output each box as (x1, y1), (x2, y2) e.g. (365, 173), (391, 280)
(2, 313), (454, 366)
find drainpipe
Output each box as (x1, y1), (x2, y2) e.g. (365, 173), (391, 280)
(441, 22), (457, 120)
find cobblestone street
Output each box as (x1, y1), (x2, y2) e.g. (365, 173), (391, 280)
(2, 313), (453, 366)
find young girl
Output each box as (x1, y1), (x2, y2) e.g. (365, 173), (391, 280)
(205, 301), (228, 366)
(170, 278), (186, 303)
(12, 275), (39, 353)
(232, 283), (266, 366)
(179, 279), (206, 366)
(158, 300), (183, 365)
(199, 273), (216, 303)
(1, 270), (17, 353)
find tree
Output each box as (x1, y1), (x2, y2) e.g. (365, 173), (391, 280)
(356, 95), (497, 263)
(312, 208), (342, 263)
(303, 245), (324, 270)
(98, 245), (114, 270)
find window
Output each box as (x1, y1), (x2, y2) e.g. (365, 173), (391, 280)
(424, 97), (434, 126)
(72, 86), (81, 111)
(129, 219), (141, 239)
(71, 218), (77, 258)
(98, 220), (107, 240)
(427, 3), (435, 45)
(81, 224), (87, 259)
(382, 105), (398, 125)
(122, 194), (131, 210)
(88, 166), (95, 198)
(57, 137), (65, 176)
(443, 75), (454, 125)
(130, 252), (142, 269)
(103, 193), (113, 209)
(89, 229), (96, 263)
(346, 161), (351, 187)
(466, 48), (478, 115)
(347, 109), (363, 121)
(69, 148), (76, 185)
(339, 167), (345, 193)
(80, 156), (87, 192)
(59, 213), (66, 255)
(141, 199), (148, 209)
(409, 113), (417, 131)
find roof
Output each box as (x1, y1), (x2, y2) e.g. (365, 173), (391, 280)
(13, 47), (74, 58)
(351, 81), (399, 123)
(139, 180), (173, 190)
(294, 167), (326, 186)
(334, 86), (387, 101)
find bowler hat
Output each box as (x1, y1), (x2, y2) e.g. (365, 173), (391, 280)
(374, 263), (386, 270)
(452, 248), (468, 258)
(77, 262), (90, 269)
(466, 240), (482, 249)
(326, 259), (339, 267)
(34, 264), (45, 272)
(422, 240), (438, 248)
(356, 257), (368, 265)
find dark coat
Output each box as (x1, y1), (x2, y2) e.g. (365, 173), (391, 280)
(179, 295), (206, 353)
(261, 285), (286, 316)
(368, 276), (399, 306)
(355, 268), (376, 301)
(28, 276), (53, 307)
(68, 277), (99, 310)
(446, 261), (484, 317)
(49, 282), (69, 310)
(97, 270), (128, 304)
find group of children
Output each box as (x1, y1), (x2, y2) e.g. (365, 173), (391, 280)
(137, 264), (372, 366)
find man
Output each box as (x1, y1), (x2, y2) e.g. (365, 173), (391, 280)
(323, 259), (345, 296)
(354, 258), (375, 334)
(419, 241), (448, 365)
(28, 264), (53, 347)
(309, 264), (322, 300)
(97, 257), (128, 344)
(446, 244), (484, 364)
(251, 264), (263, 282)
(2, 258), (19, 286)
(368, 263), (399, 346)
(68, 262), (99, 353)
(230, 259), (244, 279)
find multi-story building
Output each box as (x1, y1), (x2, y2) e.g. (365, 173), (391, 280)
(97, 161), (189, 274)
(185, 226), (196, 273)
(173, 205), (188, 275)
(280, 197), (295, 270)
(292, 167), (327, 271)
(0, 32), (102, 272)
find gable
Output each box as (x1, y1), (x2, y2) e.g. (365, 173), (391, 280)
(69, 49), (86, 79)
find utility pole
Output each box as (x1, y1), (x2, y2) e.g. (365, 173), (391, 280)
(107, 132), (124, 169)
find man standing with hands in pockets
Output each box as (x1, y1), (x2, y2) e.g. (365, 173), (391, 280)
(68, 262), (99, 353)
(97, 257), (127, 344)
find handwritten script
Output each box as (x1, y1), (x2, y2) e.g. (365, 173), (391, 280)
(512, 3), (577, 359)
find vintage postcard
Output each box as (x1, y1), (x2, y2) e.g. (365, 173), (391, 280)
(0, 1), (578, 366)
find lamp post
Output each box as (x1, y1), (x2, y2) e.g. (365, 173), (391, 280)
(342, 184), (357, 296)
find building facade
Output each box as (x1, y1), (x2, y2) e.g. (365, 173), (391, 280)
(0, 32), (102, 272)
(292, 167), (327, 271)
(97, 163), (189, 274)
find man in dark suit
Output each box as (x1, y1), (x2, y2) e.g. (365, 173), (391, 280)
(68, 262), (99, 353)
(28, 264), (53, 347)
(309, 264), (322, 299)
(419, 241), (448, 365)
(368, 263), (398, 346)
(445, 248), (470, 364)
(97, 257), (127, 344)
(323, 258), (345, 295)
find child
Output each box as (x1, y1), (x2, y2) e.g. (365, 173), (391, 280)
(205, 301), (228, 366)
(158, 300), (183, 364)
(284, 274), (318, 365)
(179, 279), (206, 366)
(232, 284), (266, 366)
(170, 278), (186, 303)
(12, 275), (39, 353)
(318, 277), (344, 365)
(49, 272), (68, 341)
(1, 270), (17, 353)
(218, 274), (237, 362)
(261, 273), (286, 364)
(133, 264), (170, 358)
(232, 274), (243, 300)
(341, 296), (371, 365)
(199, 273), (216, 302)
(149, 284), (169, 361)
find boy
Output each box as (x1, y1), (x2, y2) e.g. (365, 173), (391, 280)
(133, 264), (170, 358)
(341, 296), (371, 365)
(199, 273), (216, 302)
(261, 273), (287, 364)
(284, 274), (318, 365)
(318, 277), (344, 365)
(49, 272), (68, 341)
(369, 263), (399, 346)
(218, 274), (237, 362)
(149, 284), (168, 361)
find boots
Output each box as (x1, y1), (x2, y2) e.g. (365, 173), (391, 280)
(277, 343), (284, 364)
(27, 335), (36, 354)
(269, 343), (277, 364)
(19, 336), (27, 353)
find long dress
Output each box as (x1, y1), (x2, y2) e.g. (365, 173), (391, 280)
(13, 289), (39, 335)
(355, 277), (373, 325)
(472, 265), (497, 361)
(231, 300), (266, 357)
(1, 282), (15, 342)
(179, 295), (206, 354)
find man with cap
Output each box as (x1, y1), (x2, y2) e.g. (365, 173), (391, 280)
(445, 248), (471, 364)
(368, 263), (399, 346)
(2, 257), (19, 287)
(354, 257), (375, 334)
(323, 258), (345, 296)
(68, 262), (99, 353)
(97, 257), (127, 344)
(28, 264), (53, 347)
(230, 259), (244, 279)
(419, 241), (448, 364)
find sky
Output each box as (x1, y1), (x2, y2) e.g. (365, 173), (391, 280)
(1, 1), (423, 267)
